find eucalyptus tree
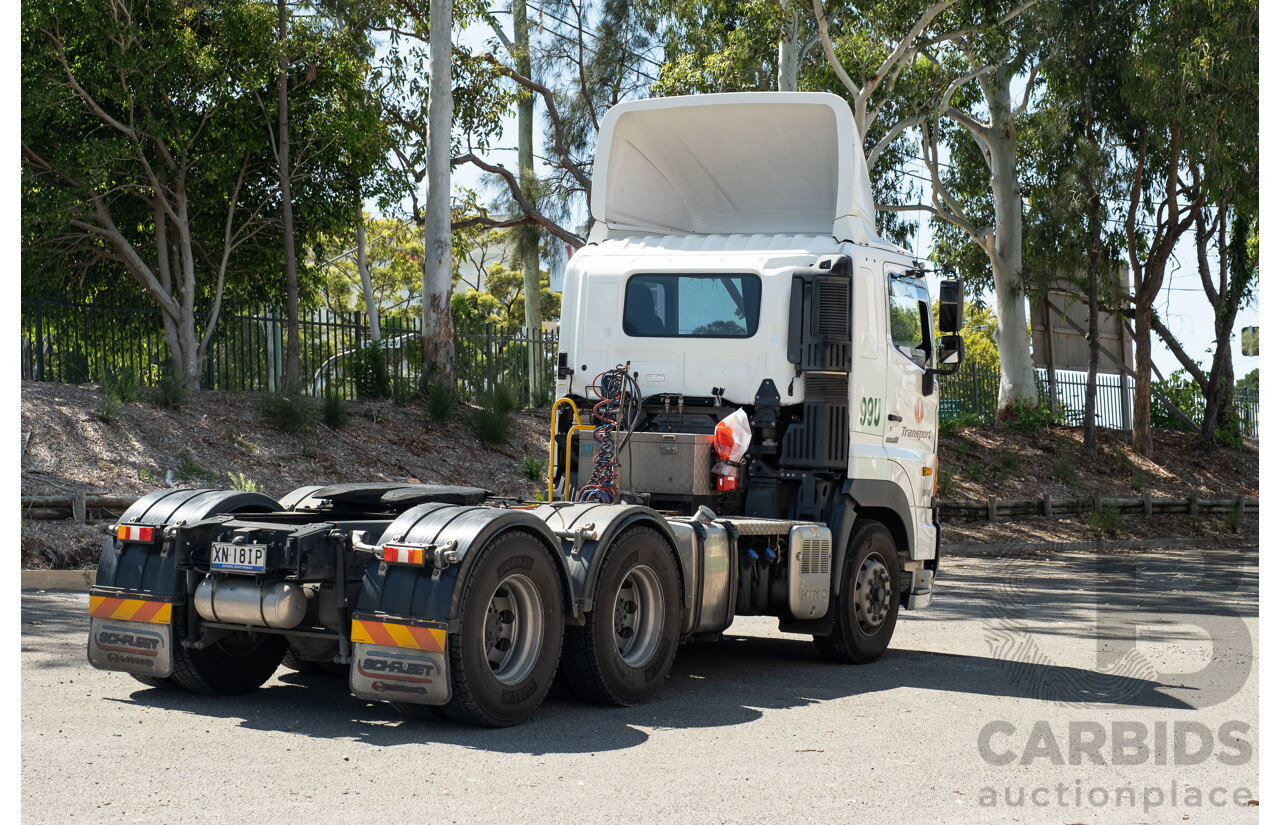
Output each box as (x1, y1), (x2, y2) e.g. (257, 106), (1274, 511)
(1113, 0), (1256, 456)
(22, 0), (281, 390)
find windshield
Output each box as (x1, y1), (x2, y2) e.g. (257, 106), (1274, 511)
(623, 273), (762, 338)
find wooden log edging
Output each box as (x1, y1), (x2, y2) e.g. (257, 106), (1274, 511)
(939, 495), (1258, 522)
(21, 493), (135, 522)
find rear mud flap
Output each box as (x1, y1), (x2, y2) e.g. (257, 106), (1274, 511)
(88, 617), (173, 678)
(349, 643), (451, 705)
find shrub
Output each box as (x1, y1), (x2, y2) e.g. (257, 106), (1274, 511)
(175, 452), (210, 483)
(260, 392), (315, 434)
(940, 412), (984, 436)
(1129, 469), (1148, 491)
(101, 366), (140, 403)
(936, 467), (956, 497)
(519, 456), (545, 481)
(425, 380), (454, 423)
(147, 375), (189, 408)
(1051, 457), (1076, 484)
(1086, 496), (1122, 538)
(997, 450), (1021, 474)
(227, 472), (260, 493)
(391, 375), (417, 404)
(1001, 399), (1056, 432)
(96, 394), (121, 424)
(472, 406), (510, 445)
(490, 383), (520, 415)
(351, 342), (391, 400)
(322, 393), (348, 429)
(963, 462), (986, 482)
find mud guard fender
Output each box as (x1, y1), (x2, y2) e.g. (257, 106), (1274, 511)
(829, 478), (914, 597)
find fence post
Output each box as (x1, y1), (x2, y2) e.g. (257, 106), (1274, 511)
(987, 495), (998, 523)
(1120, 372), (1132, 431)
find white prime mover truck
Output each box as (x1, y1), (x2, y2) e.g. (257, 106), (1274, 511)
(88, 92), (965, 727)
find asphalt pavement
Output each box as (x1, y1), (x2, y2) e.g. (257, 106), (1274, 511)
(21, 546), (1259, 824)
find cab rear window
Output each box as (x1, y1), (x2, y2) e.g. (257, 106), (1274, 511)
(622, 274), (761, 338)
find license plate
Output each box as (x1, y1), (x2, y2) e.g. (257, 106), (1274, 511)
(210, 542), (267, 573)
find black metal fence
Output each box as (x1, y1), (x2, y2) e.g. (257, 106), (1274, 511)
(19, 296), (1257, 433)
(20, 297), (558, 406)
(937, 363), (1260, 437)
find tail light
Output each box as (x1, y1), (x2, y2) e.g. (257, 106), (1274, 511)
(115, 524), (157, 543)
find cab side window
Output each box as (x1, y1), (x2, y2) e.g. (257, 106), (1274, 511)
(888, 277), (932, 368)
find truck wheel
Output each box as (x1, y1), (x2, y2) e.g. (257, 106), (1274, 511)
(441, 531), (564, 727)
(562, 526), (680, 706)
(282, 644), (347, 676)
(170, 631), (288, 695)
(814, 520), (901, 664)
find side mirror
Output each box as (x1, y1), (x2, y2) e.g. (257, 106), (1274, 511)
(938, 279), (964, 333)
(939, 334), (964, 366)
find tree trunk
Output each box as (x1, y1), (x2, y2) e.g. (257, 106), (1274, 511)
(421, 0), (455, 385)
(986, 81), (1037, 411)
(1083, 273), (1100, 456)
(278, 0), (300, 395)
(1131, 300), (1154, 456)
(514, 0), (540, 403)
(356, 208), (380, 343)
(777, 0), (800, 92)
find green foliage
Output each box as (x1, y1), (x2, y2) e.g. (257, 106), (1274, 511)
(175, 452), (210, 483)
(996, 450), (1021, 478)
(425, 381), (455, 423)
(96, 394), (121, 424)
(322, 393), (348, 429)
(1129, 469), (1148, 492)
(231, 434), (258, 454)
(1237, 369), (1259, 394)
(471, 388), (514, 445)
(1106, 446), (1132, 475)
(933, 300), (1001, 372)
(519, 456), (546, 482)
(391, 375), (418, 405)
(101, 367), (140, 403)
(227, 472), (260, 493)
(146, 376), (189, 409)
(963, 462), (986, 483)
(1051, 457), (1076, 484)
(1087, 498), (1122, 538)
(936, 467), (956, 498)
(351, 343), (391, 400)
(260, 393), (315, 434)
(1002, 400), (1056, 432)
(1222, 501), (1243, 534)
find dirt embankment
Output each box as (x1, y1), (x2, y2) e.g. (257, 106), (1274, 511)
(20, 381), (1257, 567)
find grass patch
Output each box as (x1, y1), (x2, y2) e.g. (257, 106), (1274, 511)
(997, 450), (1021, 475)
(1051, 457), (1077, 484)
(939, 413), (984, 436)
(101, 367), (141, 403)
(230, 434), (258, 454)
(260, 393), (315, 434)
(519, 456), (545, 481)
(963, 462), (986, 483)
(1129, 468), (1148, 491)
(175, 452), (211, 483)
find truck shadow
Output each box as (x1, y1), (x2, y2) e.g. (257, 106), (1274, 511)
(112, 631), (1203, 756)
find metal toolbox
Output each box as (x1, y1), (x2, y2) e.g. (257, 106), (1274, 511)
(615, 432), (715, 496)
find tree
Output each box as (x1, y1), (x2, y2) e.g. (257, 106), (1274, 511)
(22, 0), (279, 390)
(422, 0), (456, 383)
(1114, 0), (1256, 456)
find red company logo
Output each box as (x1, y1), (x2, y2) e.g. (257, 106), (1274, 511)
(914, 398), (925, 424)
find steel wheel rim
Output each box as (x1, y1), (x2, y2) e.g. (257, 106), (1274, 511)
(482, 573), (544, 685)
(613, 564), (664, 667)
(853, 554), (892, 633)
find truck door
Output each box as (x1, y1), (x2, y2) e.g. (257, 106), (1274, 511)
(883, 269), (938, 509)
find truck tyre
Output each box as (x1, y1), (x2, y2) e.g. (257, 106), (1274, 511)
(441, 531), (564, 727)
(169, 632), (288, 695)
(814, 520), (900, 664)
(130, 675), (180, 690)
(282, 644), (346, 676)
(562, 526), (680, 706)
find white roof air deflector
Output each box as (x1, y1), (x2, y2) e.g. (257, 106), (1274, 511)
(592, 92), (877, 239)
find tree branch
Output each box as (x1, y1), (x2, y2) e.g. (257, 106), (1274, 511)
(452, 153), (585, 247)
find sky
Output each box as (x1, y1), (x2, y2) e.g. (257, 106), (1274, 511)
(388, 16), (1260, 384)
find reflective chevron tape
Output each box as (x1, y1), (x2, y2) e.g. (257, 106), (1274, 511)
(89, 592), (173, 624)
(350, 617), (446, 652)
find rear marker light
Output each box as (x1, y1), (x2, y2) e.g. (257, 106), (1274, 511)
(116, 525), (155, 542)
(382, 545), (425, 566)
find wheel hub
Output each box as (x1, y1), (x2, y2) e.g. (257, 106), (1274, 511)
(613, 565), (664, 667)
(853, 555), (892, 632)
(483, 575), (543, 684)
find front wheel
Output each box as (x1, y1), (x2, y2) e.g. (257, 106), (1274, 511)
(562, 526), (681, 706)
(441, 531), (565, 727)
(814, 520), (901, 664)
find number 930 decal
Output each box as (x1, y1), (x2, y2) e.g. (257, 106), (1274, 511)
(858, 396), (882, 428)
